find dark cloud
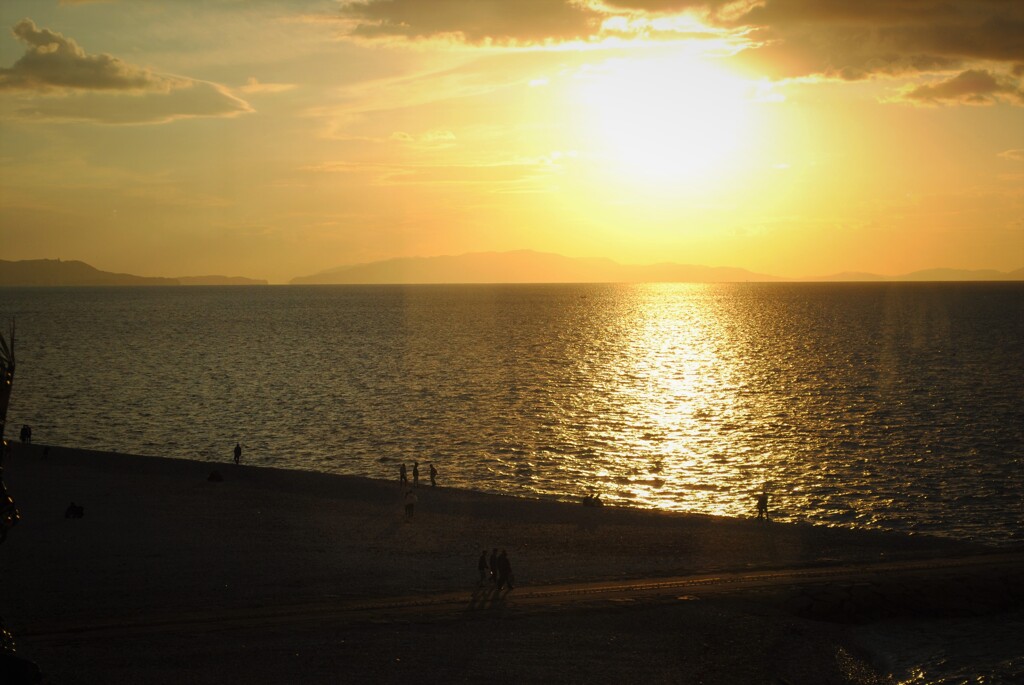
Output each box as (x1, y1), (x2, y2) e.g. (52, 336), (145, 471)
(337, 0), (1024, 105)
(898, 69), (1024, 106)
(340, 0), (602, 44)
(0, 18), (170, 91)
(724, 0), (1024, 81)
(339, 1), (1023, 82)
(0, 19), (252, 123)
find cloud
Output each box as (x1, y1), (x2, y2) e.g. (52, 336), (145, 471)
(602, 1), (1024, 109)
(0, 18), (171, 92)
(998, 149), (1024, 162)
(0, 19), (252, 123)
(10, 81), (253, 124)
(896, 69), (1024, 106)
(337, 1), (1024, 90)
(239, 77), (297, 95)
(719, 0), (1024, 82)
(339, 0), (603, 44)
(304, 157), (561, 188)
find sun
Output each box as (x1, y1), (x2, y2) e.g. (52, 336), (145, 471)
(573, 53), (752, 184)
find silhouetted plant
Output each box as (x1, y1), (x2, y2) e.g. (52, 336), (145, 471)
(0, 320), (12, 443)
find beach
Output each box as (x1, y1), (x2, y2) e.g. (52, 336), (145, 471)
(1, 444), (1020, 684)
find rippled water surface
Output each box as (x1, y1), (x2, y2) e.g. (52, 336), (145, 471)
(3, 283), (1022, 544)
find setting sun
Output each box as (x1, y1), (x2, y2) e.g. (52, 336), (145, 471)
(574, 54), (752, 184)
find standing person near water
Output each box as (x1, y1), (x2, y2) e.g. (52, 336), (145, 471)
(756, 485), (770, 521)
(233, 442), (242, 466)
(429, 462), (438, 487)
(412, 461), (419, 488)
(400, 463), (408, 487)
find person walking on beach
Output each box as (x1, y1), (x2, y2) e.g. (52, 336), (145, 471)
(400, 463), (408, 487)
(489, 548), (499, 585)
(756, 486), (769, 521)
(478, 550), (489, 585)
(404, 489), (417, 518)
(412, 461), (419, 488)
(19, 425), (30, 445)
(496, 550), (514, 591)
(429, 462), (438, 487)
(233, 442), (242, 466)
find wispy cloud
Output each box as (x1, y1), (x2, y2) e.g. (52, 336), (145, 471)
(10, 81), (253, 125)
(304, 156), (562, 189)
(239, 76), (297, 95)
(339, 0), (602, 44)
(998, 149), (1024, 162)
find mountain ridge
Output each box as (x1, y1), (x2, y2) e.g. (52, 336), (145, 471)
(291, 250), (1024, 284)
(290, 250), (783, 284)
(0, 259), (267, 286)
(1, 255), (1021, 286)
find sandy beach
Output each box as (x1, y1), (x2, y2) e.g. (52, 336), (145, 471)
(1, 443), (1019, 684)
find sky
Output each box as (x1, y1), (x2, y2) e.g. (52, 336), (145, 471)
(0, 0), (1022, 283)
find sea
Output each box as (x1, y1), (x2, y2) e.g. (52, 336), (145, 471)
(2, 282), (1023, 681)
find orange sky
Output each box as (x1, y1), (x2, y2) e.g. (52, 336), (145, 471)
(1, 0), (1022, 282)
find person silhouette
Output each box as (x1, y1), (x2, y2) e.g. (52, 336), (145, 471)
(496, 550), (514, 590)
(400, 463), (408, 487)
(489, 548), (499, 585)
(429, 462), (438, 487)
(233, 442), (242, 466)
(412, 461), (419, 488)
(478, 550), (488, 585)
(404, 489), (417, 518)
(756, 487), (769, 521)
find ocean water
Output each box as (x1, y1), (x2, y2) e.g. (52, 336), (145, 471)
(2, 283), (1022, 545)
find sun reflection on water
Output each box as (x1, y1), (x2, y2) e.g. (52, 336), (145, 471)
(549, 283), (759, 517)
(5, 283), (1021, 543)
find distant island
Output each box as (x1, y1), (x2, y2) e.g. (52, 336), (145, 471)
(291, 250), (783, 284)
(175, 275), (269, 286)
(291, 250), (1024, 285)
(2, 255), (1021, 286)
(0, 260), (267, 286)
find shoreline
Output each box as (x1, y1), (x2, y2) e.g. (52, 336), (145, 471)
(2, 444), (1018, 683)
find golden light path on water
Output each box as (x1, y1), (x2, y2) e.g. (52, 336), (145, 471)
(4, 283), (1021, 543)
(540, 284), (772, 518)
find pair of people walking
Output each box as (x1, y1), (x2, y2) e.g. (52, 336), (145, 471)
(478, 548), (514, 590)
(400, 462), (420, 487)
(756, 484), (770, 521)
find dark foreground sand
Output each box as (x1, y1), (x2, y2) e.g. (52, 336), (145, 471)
(1, 444), (1018, 684)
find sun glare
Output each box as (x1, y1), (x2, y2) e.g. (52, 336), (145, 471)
(574, 53), (752, 184)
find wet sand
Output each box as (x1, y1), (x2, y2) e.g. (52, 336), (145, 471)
(0, 444), (1009, 683)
